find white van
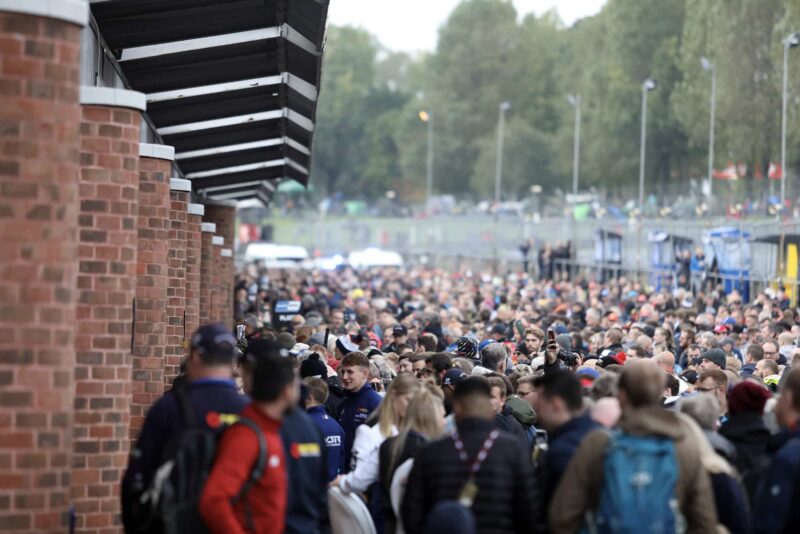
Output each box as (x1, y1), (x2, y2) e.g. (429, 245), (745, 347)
(347, 248), (404, 269)
(243, 242), (309, 269)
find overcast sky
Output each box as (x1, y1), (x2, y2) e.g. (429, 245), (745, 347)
(327, 0), (608, 53)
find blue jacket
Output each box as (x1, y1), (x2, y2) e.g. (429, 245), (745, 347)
(543, 412), (600, 506)
(280, 408), (328, 534)
(336, 385), (382, 471)
(740, 362), (757, 377)
(752, 427), (800, 533)
(307, 405), (346, 481)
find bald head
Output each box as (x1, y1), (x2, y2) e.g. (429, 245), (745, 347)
(618, 360), (665, 408)
(654, 351), (675, 373)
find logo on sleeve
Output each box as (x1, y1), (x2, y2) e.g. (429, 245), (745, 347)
(290, 442), (322, 459)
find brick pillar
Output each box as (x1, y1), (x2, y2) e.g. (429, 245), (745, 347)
(211, 235), (225, 323)
(73, 86), (145, 533)
(203, 201), (236, 326)
(199, 222), (216, 326)
(165, 178), (190, 386)
(130, 144), (172, 441)
(0, 2), (87, 531)
(185, 204), (204, 339)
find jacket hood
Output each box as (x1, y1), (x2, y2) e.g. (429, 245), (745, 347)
(720, 411), (771, 443)
(618, 406), (687, 440)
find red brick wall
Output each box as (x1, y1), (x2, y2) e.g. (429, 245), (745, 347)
(185, 204), (203, 340)
(130, 155), (170, 440)
(165, 180), (190, 386)
(203, 202), (236, 326)
(211, 235), (225, 324)
(199, 223), (216, 326)
(0, 10), (83, 533)
(73, 103), (141, 533)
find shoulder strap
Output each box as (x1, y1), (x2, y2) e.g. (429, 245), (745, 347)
(230, 417), (268, 533)
(173, 382), (197, 428)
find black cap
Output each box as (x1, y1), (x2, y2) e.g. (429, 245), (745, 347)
(491, 323), (507, 336)
(191, 323), (236, 361)
(392, 324), (408, 337)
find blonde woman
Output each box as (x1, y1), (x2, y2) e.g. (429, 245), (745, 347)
(378, 385), (445, 534)
(679, 412), (750, 534)
(332, 373), (419, 516)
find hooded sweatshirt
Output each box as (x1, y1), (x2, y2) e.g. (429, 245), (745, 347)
(549, 406), (718, 533)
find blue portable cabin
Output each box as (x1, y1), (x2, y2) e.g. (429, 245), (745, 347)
(703, 227), (751, 301)
(648, 231), (694, 291)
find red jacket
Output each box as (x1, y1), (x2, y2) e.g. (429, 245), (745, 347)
(200, 404), (287, 534)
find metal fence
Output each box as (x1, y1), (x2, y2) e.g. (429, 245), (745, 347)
(266, 214), (800, 296)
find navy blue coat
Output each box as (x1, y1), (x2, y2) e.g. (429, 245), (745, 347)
(336, 385), (382, 471)
(752, 429), (800, 533)
(307, 405), (346, 481)
(542, 412), (600, 507)
(281, 408), (329, 534)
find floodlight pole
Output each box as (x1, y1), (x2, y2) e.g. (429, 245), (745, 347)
(494, 101), (511, 218)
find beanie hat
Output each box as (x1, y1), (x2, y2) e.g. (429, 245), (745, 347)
(456, 336), (478, 359)
(299, 353), (328, 379)
(701, 348), (727, 370)
(728, 381), (771, 415)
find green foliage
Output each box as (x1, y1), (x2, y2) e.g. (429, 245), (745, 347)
(310, 0), (800, 201)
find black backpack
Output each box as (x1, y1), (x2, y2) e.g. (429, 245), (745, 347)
(126, 385), (266, 533)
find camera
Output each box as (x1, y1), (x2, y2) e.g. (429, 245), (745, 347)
(557, 347), (580, 367)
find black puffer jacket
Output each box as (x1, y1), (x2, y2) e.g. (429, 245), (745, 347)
(719, 411), (772, 499)
(400, 418), (537, 534)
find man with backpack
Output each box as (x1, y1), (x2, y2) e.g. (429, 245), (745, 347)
(401, 376), (537, 534)
(549, 359), (717, 533)
(200, 348), (298, 533)
(121, 323), (248, 533)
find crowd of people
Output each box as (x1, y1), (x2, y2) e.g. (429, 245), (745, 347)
(121, 263), (800, 534)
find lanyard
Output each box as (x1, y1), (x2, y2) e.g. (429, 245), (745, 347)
(453, 429), (499, 478)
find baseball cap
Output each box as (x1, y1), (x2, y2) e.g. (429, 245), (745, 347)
(442, 368), (467, 387)
(576, 367), (600, 388)
(191, 323), (236, 361)
(289, 343), (310, 357)
(335, 335), (359, 355)
(392, 324), (408, 337)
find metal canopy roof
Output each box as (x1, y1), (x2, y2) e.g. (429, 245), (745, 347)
(89, 0), (327, 203)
